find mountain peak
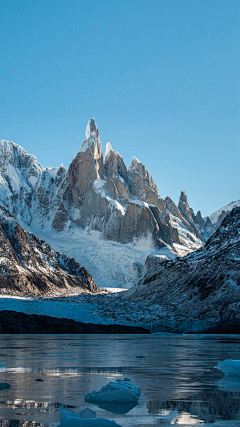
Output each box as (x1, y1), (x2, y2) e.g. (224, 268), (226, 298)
(179, 190), (187, 203)
(129, 156), (141, 168)
(104, 141), (113, 161)
(85, 118), (98, 140)
(79, 118), (102, 156)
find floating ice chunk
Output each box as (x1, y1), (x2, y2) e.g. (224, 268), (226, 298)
(59, 407), (122, 426)
(79, 408), (96, 418)
(85, 378), (141, 403)
(216, 360), (240, 376)
(60, 407), (80, 423)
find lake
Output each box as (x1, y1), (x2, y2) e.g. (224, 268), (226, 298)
(0, 334), (240, 426)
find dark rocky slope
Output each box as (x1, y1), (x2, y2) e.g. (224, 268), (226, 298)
(0, 205), (98, 296)
(0, 310), (149, 334)
(99, 208), (240, 329)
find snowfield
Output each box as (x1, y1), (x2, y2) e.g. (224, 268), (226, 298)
(20, 215), (201, 290)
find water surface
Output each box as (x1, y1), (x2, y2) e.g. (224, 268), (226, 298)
(0, 334), (239, 426)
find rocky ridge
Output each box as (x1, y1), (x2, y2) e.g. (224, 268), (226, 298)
(97, 208), (240, 328)
(0, 204), (98, 296)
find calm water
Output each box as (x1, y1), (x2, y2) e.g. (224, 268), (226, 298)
(0, 334), (239, 426)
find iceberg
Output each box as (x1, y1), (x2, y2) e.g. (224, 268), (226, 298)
(60, 407), (82, 423)
(59, 407), (122, 427)
(216, 360), (240, 376)
(85, 378), (141, 403)
(79, 408), (96, 419)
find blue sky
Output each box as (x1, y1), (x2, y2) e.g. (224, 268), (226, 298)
(0, 0), (239, 217)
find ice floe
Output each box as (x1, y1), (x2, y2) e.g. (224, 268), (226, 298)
(85, 378), (141, 403)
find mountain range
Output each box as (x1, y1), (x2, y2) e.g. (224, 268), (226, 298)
(0, 118), (238, 289)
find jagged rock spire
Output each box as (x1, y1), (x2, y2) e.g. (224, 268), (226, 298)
(178, 190), (205, 242)
(104, 142), (130, 199)
(79, 118), (102, 164)
(178, 190), (193, 221)
(85, 118), (99, 140)
(77, 118), (104, 178)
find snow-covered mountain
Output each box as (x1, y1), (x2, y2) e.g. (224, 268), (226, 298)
(100, 207), (240, 328)
(209, 200), (240, 224)
(192, 200), (240, 241)
(0, 118), (220, 288)
(0, 204), (98, 296)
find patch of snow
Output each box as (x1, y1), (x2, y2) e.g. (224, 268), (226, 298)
(27, 174), (39, 187)
(128, 200), (149, 208)
(93, 179), (106, 194)
(46, 167), (59, 179)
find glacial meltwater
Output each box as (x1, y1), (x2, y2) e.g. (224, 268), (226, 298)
(0, 335), (240, 426)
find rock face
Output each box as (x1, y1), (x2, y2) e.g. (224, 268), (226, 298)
(104, 142), (130, 200)
(102, 208), (240, 325)
(165, 196), (202, 240)
(128, 157), (165, 211)
(0, 204), (98, 296)
(0, 120), (203, 256)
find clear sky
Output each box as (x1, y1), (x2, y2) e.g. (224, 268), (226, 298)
(0, 0), (239, 217)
